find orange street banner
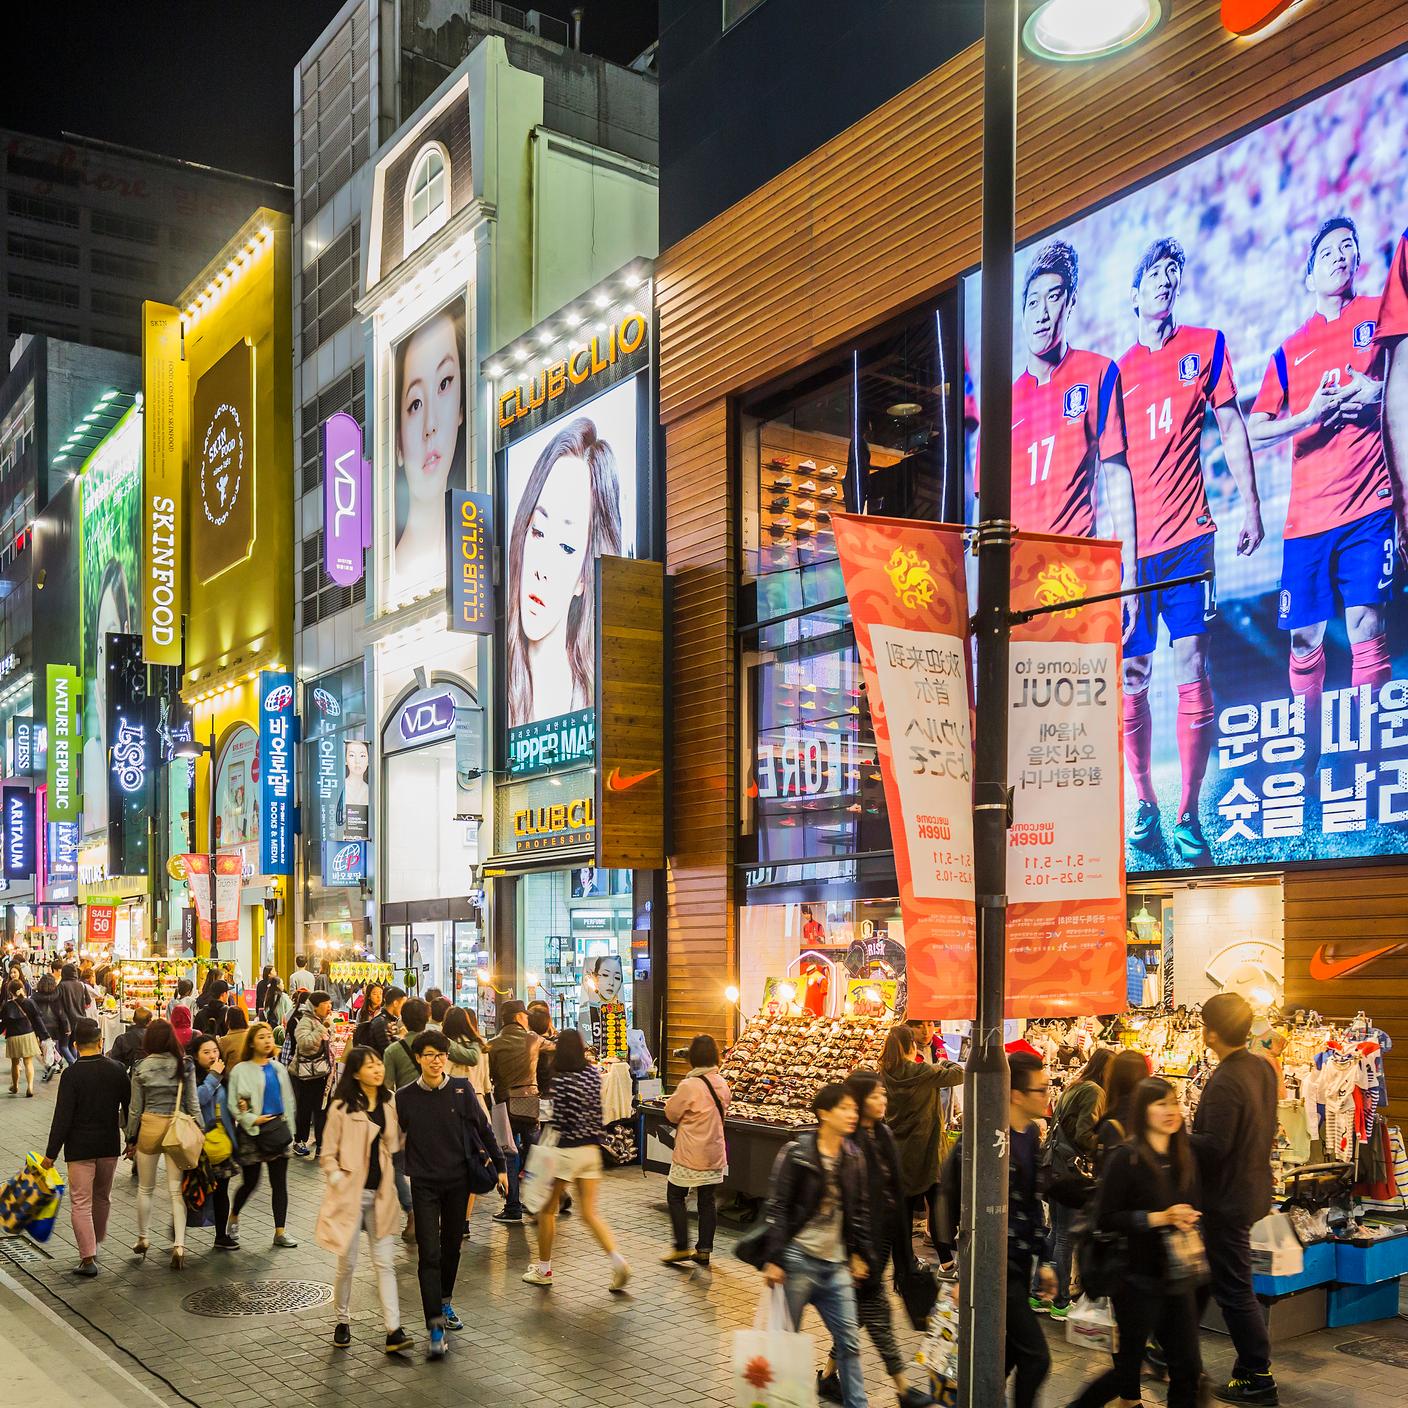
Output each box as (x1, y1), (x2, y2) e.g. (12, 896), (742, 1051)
(1006, 533), (1126, 1015)
(833, 514), (976, 1016)
(182, 852), (243, 952)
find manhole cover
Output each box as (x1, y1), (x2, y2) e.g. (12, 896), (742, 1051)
(0, 1237), (52, 1264)
(182, 1279), (333, 1317)
(1338, 1335), (1408, 1369)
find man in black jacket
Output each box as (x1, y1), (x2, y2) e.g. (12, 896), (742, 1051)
(1192, 992), (1279, 1406)
(108, 1006), (152, 1073)
(751, 1084), (873, 1408)
(361, 986), (406, 1055)
(41, 1018), (129, 1277)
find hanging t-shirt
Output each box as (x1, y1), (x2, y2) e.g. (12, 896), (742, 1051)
(1126, 953), (1147, 1007)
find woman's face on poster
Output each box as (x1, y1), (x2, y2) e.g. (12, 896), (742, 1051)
(345, 742), (369, 782)
(592, 954), (624, 1003)
(397, 313), (463, 513)
(518, 453), (593, 643)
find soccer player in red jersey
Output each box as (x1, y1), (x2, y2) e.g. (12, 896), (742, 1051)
(1250, 216), (1395, 732)
(1373, 226), (1408, 545)
(1003, 239), (1139, 634)
(1119, 237), (1264, 864)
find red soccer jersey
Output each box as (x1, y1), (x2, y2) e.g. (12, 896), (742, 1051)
(1375, 228), (1408, 344)
(1118, 325), (1237, 556)
(1252, 294), (1391, 540)
(1008, 347), (1127, 538)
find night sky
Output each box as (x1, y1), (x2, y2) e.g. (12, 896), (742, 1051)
(3, 0), (658, 187)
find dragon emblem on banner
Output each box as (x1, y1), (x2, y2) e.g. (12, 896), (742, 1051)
(885, 546), (937, 610)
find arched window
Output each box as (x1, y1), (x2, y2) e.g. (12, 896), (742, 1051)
(405, 142), (450, 252)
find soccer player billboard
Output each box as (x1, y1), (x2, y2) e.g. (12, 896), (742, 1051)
(963, 53), (1408, 874)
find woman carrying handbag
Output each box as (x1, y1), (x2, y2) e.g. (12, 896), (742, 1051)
(227, 1022), (299, 1249)
(316, 1046), (414, 1354)
(661, 1033), (730, 1268)
(125, 1018), (204, 1270)
(1066, 1077), (1206, 1408)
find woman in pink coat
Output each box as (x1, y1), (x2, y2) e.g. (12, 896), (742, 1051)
(315, 1046), (413, 1354)
(661, 1034), (731, 1268)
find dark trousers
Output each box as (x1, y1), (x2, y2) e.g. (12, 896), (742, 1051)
(212, 1177), (230, 1239)
(666, 1180), (718, 1252)
(232, 1157), (289, 1226)
(410, 1177), (469, 1326)
(1071, 1286), (1202, 1408)
(1005, 1261), (1051, 1408)
(293, 1076), (326, 1146)
(1201, 1215), (1272, 1377)
(501, 1117), (538, 1216)
(911, 1184), (950, 1259)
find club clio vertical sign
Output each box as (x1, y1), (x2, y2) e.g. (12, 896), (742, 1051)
(832, 513), (977, 1018)
(445, 489), (494, 633)
(258, 671), (295, 875)
(322, 412), (370, 587)
(142, 301), (187, 664)
(3, 787), (35, 880)
(46, 664), (81, 823)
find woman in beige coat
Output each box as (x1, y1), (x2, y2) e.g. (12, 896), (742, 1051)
(315, 1046), (413, 1354)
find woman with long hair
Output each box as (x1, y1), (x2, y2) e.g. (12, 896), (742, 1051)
(1, 977), (47, 1095)
(661, 1033), (730, 1269)
(505, 416), (623, 727)
(355, 982), (385, 1033)
(125, 1018), (203, 1269)
(880, 1022), (964, 1262)
(521, 1029), (630, 1292)
(218, 1004), (250, 1070)
(316, 1046), (413, 1354)
(1095, 1049), (1152, 1169)
(261, 975), (294, 1035)
(1068, 1077), (1204, 1408)
(189, 1033), (239, 1250)
(227, 1022), (299, 1248)
(255, 964), (278, 1014)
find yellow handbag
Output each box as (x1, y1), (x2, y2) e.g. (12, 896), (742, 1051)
(203, 1121), (233, 1165)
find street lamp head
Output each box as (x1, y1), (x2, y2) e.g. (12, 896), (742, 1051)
(172, 737), (204, 761)
(1023, 0), (1167, 62)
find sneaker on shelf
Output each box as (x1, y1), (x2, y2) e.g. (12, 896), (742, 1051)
(797, 479), (818, 493)
(1213, 1375), (1279, 1406)
(441, 1303), (464, 1331)
(1129, 798), (1162, 848)
(333, 1323), (351, 1348)
(493, 1209), (524, 1225)
(522, 1265), (553, 1286)
(384, 1327), (414, 1355)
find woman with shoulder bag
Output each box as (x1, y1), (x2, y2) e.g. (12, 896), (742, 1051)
(1066, 1077), (1205, 1408)
(661, 1033), (730, 1269)
(316, 1046), (414, 1355)
(227, 1022), (299, 1249)
(126, 1018), (204, 1269)
(1, 977), (48, 1095)
(189, 1034), (240, 1250)
(290, 991), (335, 1158)
(444, 1006), (491, 1235)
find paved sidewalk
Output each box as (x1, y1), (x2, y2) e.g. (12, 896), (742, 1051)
(2, 1073), (1406, 1407)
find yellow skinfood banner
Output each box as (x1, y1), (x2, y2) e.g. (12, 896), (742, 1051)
(141, 301), (187, 665)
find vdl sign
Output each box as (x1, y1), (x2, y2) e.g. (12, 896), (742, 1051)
(322, 412), (371, 588)
(398, 691), (457, 746)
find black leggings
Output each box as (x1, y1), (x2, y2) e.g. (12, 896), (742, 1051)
(212, 1177), (230, 1239)
(293, 1076), (326, 1146)
(1070, 1286), (1202, 1408)
(666, 1181), (718, 1252)
(232, 1157), (289, 1227)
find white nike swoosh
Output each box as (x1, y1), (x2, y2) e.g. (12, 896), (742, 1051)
(1378, 577), (1393, 590)
(1012, 419), (1025, 429)
(1124, 384), (1140, 395)
(1294, 352), (1315, 366)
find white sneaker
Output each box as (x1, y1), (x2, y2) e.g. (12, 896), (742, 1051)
(522, 1266), (553, 1286)
(609, 1261), (632, 1292)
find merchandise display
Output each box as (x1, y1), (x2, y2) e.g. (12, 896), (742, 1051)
(115, 957), (220, 1021)
(757, 452), (842, 575)
(328, 960), (393, 986)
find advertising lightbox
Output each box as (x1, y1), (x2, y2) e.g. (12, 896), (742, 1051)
(963, 52), (1408, 875)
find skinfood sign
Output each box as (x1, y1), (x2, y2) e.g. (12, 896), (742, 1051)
(513, 794), (594, 854)
(496, 311), (648, 436)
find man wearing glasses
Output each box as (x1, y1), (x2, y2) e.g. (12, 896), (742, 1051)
(395, 1029), (508, 1360)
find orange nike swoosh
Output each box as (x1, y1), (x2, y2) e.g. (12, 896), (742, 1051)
(1221, 0), (1297, 35)
(1308, 943), (1404, 981)
(606, 766), (661, 793)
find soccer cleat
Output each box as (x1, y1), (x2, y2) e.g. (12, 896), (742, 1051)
(333, 1322), (351, 1348)
(1172, 810), (1212, 865)
(1129, 799), (1161, 847)
(1213, 1374), (1279, 1406)
(522, 1265), (553, 1285)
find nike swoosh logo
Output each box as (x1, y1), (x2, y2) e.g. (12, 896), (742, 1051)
(606, 766), (661, 793)
(1124, 384), (1140, 395)
(1378, 577), (1393, 590)
(1012, 419), (1025, 429)
(1294, 352), (1315, 366)
(1309, 943), (1404, 980)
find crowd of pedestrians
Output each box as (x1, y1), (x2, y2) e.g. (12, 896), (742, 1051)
(3, 946), (1281, 1403)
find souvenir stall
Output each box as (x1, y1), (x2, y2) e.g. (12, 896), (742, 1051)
(116, 956), (222, 1021)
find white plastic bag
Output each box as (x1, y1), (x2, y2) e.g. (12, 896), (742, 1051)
(1065, 1295), (1118, 1354)
(733, 1286), (818, 1408)
(520, 1127), (560, 1215)
(1250, 1211), (1303, 1278)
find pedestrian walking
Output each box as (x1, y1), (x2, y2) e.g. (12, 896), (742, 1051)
(217, 1005), (250, 1069)
(56, 963), (91, 1064)
(165, 978), (196, 1024)
(1096, 1050), (1151, 1169)
(661, 1033), (730, 1269)
(488, 998), (547, 1225)
(41, 1017), (129, 1276)
(289, 955), (318, 996)
(2, 977), (48, 1095)
(940, 1051), (1051, 1408)
(382, 996), (432, 1090)
(261, 975), (294, 1036)
(1033, 1047), (1112, 1318)
(1067, 1076), (1205, 1408)
(289, 990), (335, 1157)
(428, 995), (451, 1030)
(194, 980), (232, 1036)
(353, 981), (385, 1030)
(880, 1022), (962, 1260)
(316, 1046), (414, 1355)
(125, 1018), (203, 1269)
(108, 1006), (153, 1074)
(255, 964), (278, 1015)
(227, 1021), (299, 1249)
(443, 1005), (490, 1234)
(189, 1033), (239, 1250)
(395, 1029), (507, 1361)
(31, 970), (67, 1081)
(1191, 992), (1279, 1406)
(359, 986), (405, 1054)
(738, 1083), (873, 1408)
(169, 999), (194, 1049)
(521, 1029), (631, 1291)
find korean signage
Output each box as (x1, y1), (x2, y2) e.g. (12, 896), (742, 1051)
(84, 903), (116, 945)
(322, 412), (370, 587)
(446, 489), (493, 633)
(509, 707), (594, 777)
(183, 852), (242, 952)
(258, 671), (295, 876)
(106, 632), (150, 876)
(832, 513), (976, 1018)
(191, 339), (254, 583)
(47, 820), (78, 882)
(141, 301), (187, 665)
(10, 717), (37, 778)
(321, 839), (367, 887)
(3, 787), (34, 879)
(46, 664), (81, 823)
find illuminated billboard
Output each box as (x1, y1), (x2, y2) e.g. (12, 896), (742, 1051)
(963, 53), (1408, 874)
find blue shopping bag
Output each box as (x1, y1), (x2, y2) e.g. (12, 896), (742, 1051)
(0, 1152), (65, 1240)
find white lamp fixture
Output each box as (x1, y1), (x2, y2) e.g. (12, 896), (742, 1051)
(1131, 898), (1158, 943)
(1023, 0), (1167, 61)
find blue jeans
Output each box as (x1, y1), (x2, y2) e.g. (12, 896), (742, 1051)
(781, 1246), (866, 1408)
(55, 1038), (78, 1067)
(502, 1118), (537, 1217)
(1033, 1200), (1075, 1306)
(392, 1150), (412, 1213)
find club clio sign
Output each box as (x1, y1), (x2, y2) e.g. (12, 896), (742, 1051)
(446, 489), (493, 633)
(46, 664), (81, 823)
(322, 412), (371, 587)
(258, 672), (295, 875)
